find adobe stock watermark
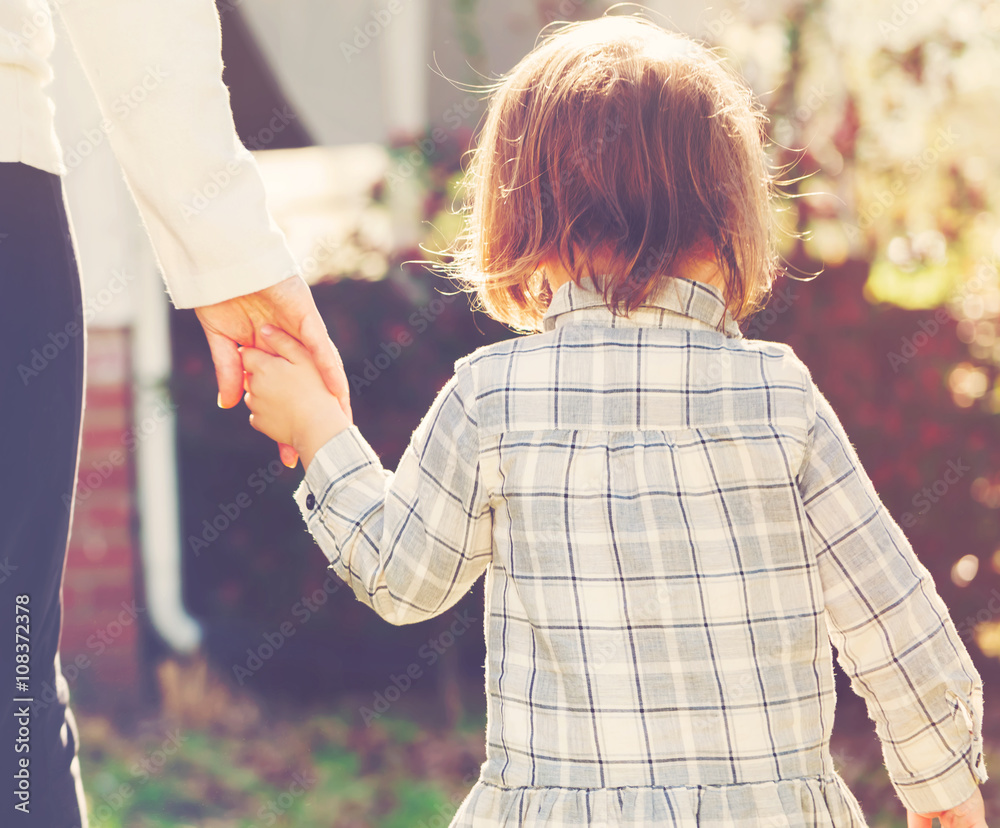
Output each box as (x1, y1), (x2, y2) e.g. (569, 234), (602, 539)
(878, 0), (933, 36)
(232, 571), (345, 686)
(886, 306), (951, 372)
(691, 670), (758, 735)
(180, 106), (297, 221)
(90, 724), (188, 825)
(359, 608), (475, 726)
(537, 0), (591, 25)
(702, 0), (751, 40)
(0, 556), (18, 586)
(349, 292), (461, 393)
(9, 2), (54, 47)
(188, 460), (289, 556)
(27, 602), (146, 715)
(268, 232), (341, 286)
(216, 0), (249, 22)
(257, 770), (317, 826)
(846, 127), (958, 239)
(791, 84), (832, 124)
(63, 66), (170, 173)
(386, 95), (480, 192)
(340, 0), (406, 63)
(956, 588), (1000, 644)
(65, 396), (179, 512)
(898, 457), (971, 529)
(742, 283), (798, 340)
(411, 773), (480, 828)
(519, 115), (630, 232)
(17, 268), (138, 385)
(888, 252), (1000, 371)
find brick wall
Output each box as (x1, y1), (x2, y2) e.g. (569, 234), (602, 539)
(61, 327), (140, 703)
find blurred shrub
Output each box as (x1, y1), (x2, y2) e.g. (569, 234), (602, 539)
(170, 263), (511, 706)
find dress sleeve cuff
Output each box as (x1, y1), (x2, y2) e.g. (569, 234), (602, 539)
(893, 690), (988, 814)
(895, 752), (987, 815)
(292, 425), (383, 524)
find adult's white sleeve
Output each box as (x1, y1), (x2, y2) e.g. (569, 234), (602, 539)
(56, 0), (298, 309)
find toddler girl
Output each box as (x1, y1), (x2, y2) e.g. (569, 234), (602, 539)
(240, 15), (988, 827)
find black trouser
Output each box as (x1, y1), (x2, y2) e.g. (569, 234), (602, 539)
(0, 163), (88, 827)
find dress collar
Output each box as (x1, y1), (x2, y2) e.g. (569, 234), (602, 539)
(541, 276), (743, 339)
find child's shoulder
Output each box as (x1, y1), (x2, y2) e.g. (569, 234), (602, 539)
(452, 330), (565, 385)
(731, 335), (813, 369)
(728, 336), (819, 395)
(458, 331), (550, 365)
(453, 331), (818, 393)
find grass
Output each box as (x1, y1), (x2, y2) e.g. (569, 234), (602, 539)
(73, 658), (997, 827)
(78, 700), (483, 827)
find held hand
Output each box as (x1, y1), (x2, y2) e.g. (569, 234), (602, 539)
(908, 788), (988, 828)
(193, 275), (352, 467)
(241, 327), (352, 470)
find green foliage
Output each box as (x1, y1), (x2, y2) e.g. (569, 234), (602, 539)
(79, 708), (485, 827)
(704, 0), (1000, 401)
(450, 0), (485, 66)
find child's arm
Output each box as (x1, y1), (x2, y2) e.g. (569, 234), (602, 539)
(242, 328), (492, 625)
(798, 381), (988, 817)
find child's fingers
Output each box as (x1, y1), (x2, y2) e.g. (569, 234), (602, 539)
(244, 396), (268, 435)
(278, 443), (299, 468)
(260, 324), (311, 364)
(240, 345), (277, 374)
(243, 391), (265, 423)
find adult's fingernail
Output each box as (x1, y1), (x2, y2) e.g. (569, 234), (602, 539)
(261, 325), (274, 336)
(217, 392), (223, 408)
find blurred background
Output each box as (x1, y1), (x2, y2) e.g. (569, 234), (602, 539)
(50, 0), (1000, 825)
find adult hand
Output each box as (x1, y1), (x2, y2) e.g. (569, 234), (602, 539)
(193, 274), (351, 467)
(907, 788), (988, 828)
(241, 327), (352, 471)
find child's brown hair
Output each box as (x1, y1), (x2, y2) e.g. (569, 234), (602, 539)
(448, 15), (778, 331)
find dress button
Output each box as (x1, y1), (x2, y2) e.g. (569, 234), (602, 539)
(305, 493), (316, 510)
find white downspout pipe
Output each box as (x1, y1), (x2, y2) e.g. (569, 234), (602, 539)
(131, 265), (202, 654)
(381, 0), (429, 251)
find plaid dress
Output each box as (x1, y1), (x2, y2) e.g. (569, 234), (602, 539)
(295, 277), (987, 826)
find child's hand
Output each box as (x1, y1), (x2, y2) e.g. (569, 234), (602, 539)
(907, 788), (988, 828)
(241, 325), (352, 469)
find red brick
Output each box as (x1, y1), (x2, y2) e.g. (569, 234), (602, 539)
(92, 585), (139, 610)
(64, 565), (131, 592)
(63, 325), (139, 700)
(80, 430), (130, 451)
(85, 386), (131, 411)
(82, 544), (134, 568)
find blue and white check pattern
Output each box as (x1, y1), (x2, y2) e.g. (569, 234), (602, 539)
(295, 277), (987, 826)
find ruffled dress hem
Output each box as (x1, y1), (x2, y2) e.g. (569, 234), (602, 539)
(450, 773), (869, 827)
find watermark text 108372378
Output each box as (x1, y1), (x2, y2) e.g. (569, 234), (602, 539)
(13, 594), (33, 814)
